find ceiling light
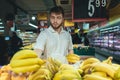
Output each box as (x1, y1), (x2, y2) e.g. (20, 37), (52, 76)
(29, 23), (38, 28)
(0, 22), (3, 25)
(0, 30), (4, 32)
(0, 26), (4, 28)
(31, 16), (36, 20)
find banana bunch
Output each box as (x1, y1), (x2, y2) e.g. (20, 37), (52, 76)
(91, 62), (116, 78)
(10, 50), (45, 74)
(66, 53), (80, 64)
(83, 74), (112, 80)
(46, 57), (62, 75)
(28, 68), (52, 80)
(102, 56), (113, 64)
(79, 57), (100, 74)
(53, 67), (82, 80)
(80, 57), (100, 67)
(82, 62), (115, 80)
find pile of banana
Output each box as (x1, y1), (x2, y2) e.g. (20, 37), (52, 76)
(1, 49), (120, 80)
(10, 50), (45, 74)
(66, 53), (80, 64)
(79, 57), (120, 80)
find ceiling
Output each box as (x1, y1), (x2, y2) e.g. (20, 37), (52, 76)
(0, 0), (120, 32)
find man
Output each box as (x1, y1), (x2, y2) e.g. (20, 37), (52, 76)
(34, 6), (73, 63)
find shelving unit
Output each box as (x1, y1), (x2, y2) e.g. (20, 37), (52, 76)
(88, 20), (120, 63)
(19, 32), (37, 46)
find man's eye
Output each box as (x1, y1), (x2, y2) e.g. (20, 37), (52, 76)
(57, 17), (62, 19)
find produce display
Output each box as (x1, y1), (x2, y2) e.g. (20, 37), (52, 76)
(0, 49), (120, 80)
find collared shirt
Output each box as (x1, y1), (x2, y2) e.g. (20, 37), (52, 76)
(34, 26), (73, 60)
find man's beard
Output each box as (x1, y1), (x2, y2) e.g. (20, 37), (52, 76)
(50, 22), (63, 30)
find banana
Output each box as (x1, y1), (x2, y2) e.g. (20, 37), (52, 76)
(91, 71), (107, 77)
(91, 62), (115, 78)
(11, 50), (38, 61)
(82, 57), (100, 66)
(53, 59), (62, 67)
(59, 64), (74, 71)
(80, 63), (92, 71)
(46, 63), (56, 75)
(77, 69), (83, 74)
(28, 68), (52, 80)
(102, 56), (113, 64)
(114, 67), (120, 80)
(11, 64), (40, 74)
(84, 74), (112, 80)
(10, 58), (44, 68)
(112, 63), (120, 70)
(84, 67), (93, 74)
(67, 57), (80, 61)
(66, 54), (80, 63)
(53, 69), (82, 80)
(66, 53), (80, 59)
(67, 59), (80, 64)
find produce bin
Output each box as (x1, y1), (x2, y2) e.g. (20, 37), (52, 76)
(73, 47), (95, 56)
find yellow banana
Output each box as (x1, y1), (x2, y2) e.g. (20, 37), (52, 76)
(28, 68), (52, 80)
(91, 62), (115, 78)
(82, 57), (100, 66)
(11, 64), (40, 74)
(102, 56), (113, 64)
(84, 74), (112, 80)
(77, 69), (83, 74)
(59, 64), (74, 71)
(80, 63), (92, 70)
(67, 56), (80, 61)
(91, 71), (107, 77)
(53, 70), (82, 80)
(10, 58), (44, 68)
(66, 53), (80, 59)
(46, 63), (56, 75)
(114, 67), (120, 80)
(67, 59), (80, 64)
(112, 63), (120, 67)
(11, 50), (38, 61)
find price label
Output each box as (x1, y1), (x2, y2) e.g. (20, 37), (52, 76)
(72, 0), (107, 22)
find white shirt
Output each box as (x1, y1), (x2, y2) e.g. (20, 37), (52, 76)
(34, 26), (73, 63)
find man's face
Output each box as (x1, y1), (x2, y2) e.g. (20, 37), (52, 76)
(50, 13), (64, 30)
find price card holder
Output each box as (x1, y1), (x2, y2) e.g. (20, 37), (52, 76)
(72, 0), (108, 22)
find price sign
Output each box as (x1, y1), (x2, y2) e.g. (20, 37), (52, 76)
(72, 0), (108, 22)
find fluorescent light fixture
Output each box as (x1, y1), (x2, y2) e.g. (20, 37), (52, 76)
(25, 31), (33, 33)
(28, 23), (38, 28)
(16, 29), (21, 32)
(0, 22), (3, 24)
(0, 30), (4, 32)
(0, 26), (4, 28)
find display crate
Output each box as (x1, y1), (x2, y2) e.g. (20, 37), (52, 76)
(74, 47), (95, 56)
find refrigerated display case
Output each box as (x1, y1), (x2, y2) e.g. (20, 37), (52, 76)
(88, 20), (120, 63)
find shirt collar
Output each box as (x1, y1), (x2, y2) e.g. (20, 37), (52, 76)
(48, 26), (65, 33)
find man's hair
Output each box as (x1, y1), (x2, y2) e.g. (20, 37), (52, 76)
(49, 6), (64, 17)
